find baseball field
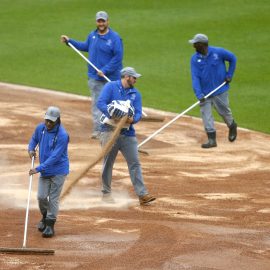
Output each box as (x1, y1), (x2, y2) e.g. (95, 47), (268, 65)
(0, 1), (270, 269)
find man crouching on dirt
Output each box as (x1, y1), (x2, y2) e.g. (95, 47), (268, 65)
(97, 67), (155, 205)
(28, 106), (69, 238)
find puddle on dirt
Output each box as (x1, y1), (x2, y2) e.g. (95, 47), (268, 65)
(197, 193), (248, 200)
(180, 171), (230, 178)
(257, 208), (270, 213)
(164, 248), (270, 270)
(172, 211), (229, 221)
(158, 197), (191, 206)
(56, 231), (140, 256)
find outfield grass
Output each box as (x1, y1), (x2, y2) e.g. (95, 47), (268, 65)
(0, 0), (269, 133)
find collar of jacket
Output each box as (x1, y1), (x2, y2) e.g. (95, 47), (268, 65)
(44, 123), (60, 133)
(117, 80), (137, 95)
(95, 28), (111, 39)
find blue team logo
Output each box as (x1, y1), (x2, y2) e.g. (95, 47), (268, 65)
(213, 53), (219, 60)
(130, 94), (136, 101)
(106, 39), (112, 46)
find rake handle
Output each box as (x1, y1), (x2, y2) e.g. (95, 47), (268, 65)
(22, 156), (35, 248)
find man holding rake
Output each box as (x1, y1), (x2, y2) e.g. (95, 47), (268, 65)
(189, 33), (237, 148)
(61, 11), (123, 139)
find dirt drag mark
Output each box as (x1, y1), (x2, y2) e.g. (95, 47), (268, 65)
(0, 82), (270, 269)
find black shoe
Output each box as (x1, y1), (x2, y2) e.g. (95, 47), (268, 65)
(42, 219), (55, 238)
(228, 121), (237, 142)
(201, 132), (217, 148)
(37, 213), (47, 232)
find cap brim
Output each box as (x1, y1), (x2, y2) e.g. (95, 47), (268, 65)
(44, 115), (58, 122)
(188, 39), (196, 44)
(96, 17), (107, 21)
(134, 73), (142, 78)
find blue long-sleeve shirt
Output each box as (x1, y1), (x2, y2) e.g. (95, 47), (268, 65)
(28, 123), (69, 177)
(97, 80), (142, 136)
(69, 28), (123, 81)
(190, 46), (237, 99)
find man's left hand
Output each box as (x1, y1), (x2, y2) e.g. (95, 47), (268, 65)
(126, 116), (134, 124)
(97, 70), (105, 78)
(29, 169), (38, 176)
(225, 76), (232, 83)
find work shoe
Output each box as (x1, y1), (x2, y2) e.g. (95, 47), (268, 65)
(102, 193), (115, 204)
(37, 213), (47, 232)
(228, 121), (237, 142)
(42, 219), (55, 238)
(139, 194), (156, 205)
(201, 132), (217, 148)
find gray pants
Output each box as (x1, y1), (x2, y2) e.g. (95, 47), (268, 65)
(88, 78), (106, 134)
(100, 132), (148, 197)
(37, 175), (66, 220)
(200, 91), (234, 133)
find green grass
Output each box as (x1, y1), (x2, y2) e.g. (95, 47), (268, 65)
(0, 0), (270, 133)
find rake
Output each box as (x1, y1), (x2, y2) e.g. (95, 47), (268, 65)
(0, 156), (54, 255)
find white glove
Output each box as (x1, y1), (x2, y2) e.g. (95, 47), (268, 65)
(128, 105), (135, 117)
(107, 100), (129, 119)
(100, 113), (117, 126)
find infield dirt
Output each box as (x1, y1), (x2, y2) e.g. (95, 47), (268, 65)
(0, 83), (269, 270)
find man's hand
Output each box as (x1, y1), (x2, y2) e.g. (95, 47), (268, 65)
(126, 116), (134, 124)
(97, 70), (105, 78)
(199, 97), (206, 103)
(29, 168), (38, 176)
(60, 35), (69, 44)
(28, 151), (36, 159)
(225, 76), (232, 83)
(107, 100), (128, 119)
(128, 106), (135, 117)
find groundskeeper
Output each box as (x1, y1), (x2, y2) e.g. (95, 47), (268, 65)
(61, 10), (123, 139)
(189, 33), (237, 148)
(97, 67), (156, 205)
(28, 106), (69, 238)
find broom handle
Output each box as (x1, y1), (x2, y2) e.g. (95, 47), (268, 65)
(22, 156), (35, 248)
(138, 81), (226, 148)
(67, 42), (147, 116)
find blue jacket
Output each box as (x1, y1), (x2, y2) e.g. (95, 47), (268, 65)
(69, 28), (123, 81)
(97, 80), (142, 136)
(28, 123), (69, 177)
(190, 46), (237, 99)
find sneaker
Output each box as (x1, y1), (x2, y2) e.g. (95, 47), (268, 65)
(102, 193), (115, 204)
(139, 194), (156, 205)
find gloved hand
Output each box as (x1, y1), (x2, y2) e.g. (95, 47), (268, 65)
(199, 97), (206, 103)
(100, 113), (116, 126)
(128, 105), (135, 117)
(107, 100), (128, 119)
(113, 108), (126, 118)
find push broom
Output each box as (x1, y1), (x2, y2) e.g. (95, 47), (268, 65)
(0, 156), (54, 255)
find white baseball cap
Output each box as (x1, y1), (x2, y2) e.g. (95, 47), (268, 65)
(44, 106), (60, 122)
